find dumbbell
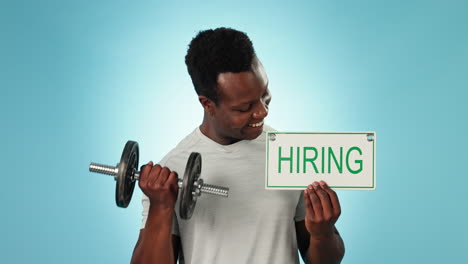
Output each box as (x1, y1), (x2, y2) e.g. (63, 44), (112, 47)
(89, 141), (229, 219)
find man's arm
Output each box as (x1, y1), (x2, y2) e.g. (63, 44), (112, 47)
(131, 208), (180, 264)
(130, 162), (181, 264)
(296, 221), (345, 264)
(133, 233), (181, 263)
(297, 181), (345, 264)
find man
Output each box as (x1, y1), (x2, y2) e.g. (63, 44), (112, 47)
(131, 28), (345, 264)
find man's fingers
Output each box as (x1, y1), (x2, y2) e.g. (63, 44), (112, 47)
(314, 182), (333, 220)
(138, 161), (153, 187)
(307, 185), (323, 220)
(148, 164), (162, 186)
(156, 167), (170, 185)
(304, 189), (315, 221)
(166, 171), (179, 193)
(320, 181), (341, 217)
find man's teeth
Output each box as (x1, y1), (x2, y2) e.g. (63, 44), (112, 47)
(248, 121), (264, 127)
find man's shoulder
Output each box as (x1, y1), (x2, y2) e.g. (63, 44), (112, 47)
(262, 124), (277, 133)
(158, 127), (200, 166)
(255, 124), (276, 142)
(173, 127), (200, 150)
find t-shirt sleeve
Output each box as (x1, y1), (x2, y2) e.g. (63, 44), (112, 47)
(141, 193), (149, 229)
(294, 191), (306, 222)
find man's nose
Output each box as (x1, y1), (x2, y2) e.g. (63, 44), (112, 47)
(253, 102), (268, 119)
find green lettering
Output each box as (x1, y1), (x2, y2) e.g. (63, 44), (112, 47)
(278, 146), (293, 173)
(296, 147), (300, 173)
(346, 146), (363, 174)
(328, 147), (343, 173)
(321, 147), (325, 173)
(303, 147), (319, 173)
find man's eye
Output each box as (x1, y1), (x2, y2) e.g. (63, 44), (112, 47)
(236, 105), (251, 112)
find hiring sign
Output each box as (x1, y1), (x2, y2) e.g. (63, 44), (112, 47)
(265, 132), (376, 190)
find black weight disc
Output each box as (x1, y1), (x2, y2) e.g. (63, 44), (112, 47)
(116, 141), (139, 208)
(180, 152), (201, 219)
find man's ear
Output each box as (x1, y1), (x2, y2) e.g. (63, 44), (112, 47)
(199, 96), (216, 116)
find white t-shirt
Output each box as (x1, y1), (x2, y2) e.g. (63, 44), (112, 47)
(141, 125), (306, 263)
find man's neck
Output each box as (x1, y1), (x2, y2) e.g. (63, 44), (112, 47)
(199, 118), (240, 146)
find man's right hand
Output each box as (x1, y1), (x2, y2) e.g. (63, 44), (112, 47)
(139, 161), (179, 210)
(131, 162), (180, 264)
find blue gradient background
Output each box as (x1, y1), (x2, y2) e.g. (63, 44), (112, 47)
(1, 1), (467, 263)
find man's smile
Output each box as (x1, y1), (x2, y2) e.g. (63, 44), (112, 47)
(248, 120), (264, 128)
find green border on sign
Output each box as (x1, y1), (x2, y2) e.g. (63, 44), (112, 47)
(266, 132), (375, 189)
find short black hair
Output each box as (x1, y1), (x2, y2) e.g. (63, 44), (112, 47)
(185, 27), (256, 105)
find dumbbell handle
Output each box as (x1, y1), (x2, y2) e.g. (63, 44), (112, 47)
(89, 162), (229, 197)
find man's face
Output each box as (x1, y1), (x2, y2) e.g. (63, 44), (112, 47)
(210, 58), (271, 144)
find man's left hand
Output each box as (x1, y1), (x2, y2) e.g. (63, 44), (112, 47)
(304, 181), (341, 238)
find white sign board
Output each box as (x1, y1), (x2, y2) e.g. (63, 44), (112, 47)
(266, 132), (376, 190)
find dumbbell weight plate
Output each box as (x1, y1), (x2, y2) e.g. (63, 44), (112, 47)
(116, 141), (139, 208)
(180, 152), (202, 219)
